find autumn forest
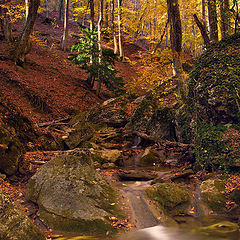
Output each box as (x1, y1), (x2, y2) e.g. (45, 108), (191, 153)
(0, 0), (240, 239)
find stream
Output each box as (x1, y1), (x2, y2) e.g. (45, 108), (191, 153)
(53, 176), (239, 240)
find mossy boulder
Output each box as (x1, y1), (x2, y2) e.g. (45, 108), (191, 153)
(0, 190), (46, 240)
(146, 183), (191, 216)
(90, 148), (122, 165)
(187, 34), (240, 171)
(188, 33), (240, 125)
(64, 122), (95, 149)
(0, 127), (22, 175)
(88, 98), (128, 128)
(138, 148), (164, 167)
(130, 95), (177, 141)
(200, 179), (227, 212)
(26, 149), (119, 235)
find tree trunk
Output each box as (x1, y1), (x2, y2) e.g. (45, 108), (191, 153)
(193, 14), (210, 48)
(89, 0), (95, 30)
(25, 0), (29, 21)
(167, 0), (186, 99)
(220, 0), (230, 38)
(208, 0), (218, 43)
(87, 0), (95, 87)
(45, 0), (49, 18)
(12, 0), (40, 65)
(105, 1), (109, 28)
(117, 0), (123, 59)
(61, 0), (69, 51)
(202, 0), (207, 30)
(111, 0), (118, 54)
(0, 2), (12, 41)
(96, 0), (104, 96)
(59, 0), (64, 20)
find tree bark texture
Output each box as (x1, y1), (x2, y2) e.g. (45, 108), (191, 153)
(12, 0), (40, 64)
(117, 0), (123, 59)
(208, 0), (218, 43)
(61, 0), (69, 51)
(96, 0), (103, 96)
(220, 0), (230, 38)
(0, 1), (12, 41)
(59, 0), (64, 20)
(193, 14), (210, 48)
(167, 0), (186, 99)
(111, 0), (118, 54)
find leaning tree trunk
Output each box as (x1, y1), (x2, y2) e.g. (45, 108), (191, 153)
(12, 0), (40, 65)
(61, 0), (69, 51)
(193, 13), (210, 48)
(208, 0), (218, 43)
(167, 0), (186, 99)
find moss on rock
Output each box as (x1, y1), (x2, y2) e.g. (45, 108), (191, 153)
(200, 179), (227, 212)
(146, 183), (191, 216)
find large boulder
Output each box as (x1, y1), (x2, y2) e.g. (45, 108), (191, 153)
(188, 33), (240, 125)
(26, 149), (119, 235)
(0, 190), (46, 240)
(187, 34), (240, 171)
(130, 96), (177, 141)
(88, 98), (128, 128)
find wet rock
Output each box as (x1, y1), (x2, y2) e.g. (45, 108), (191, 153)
(137, 148), (164, 167)
(146, 183), (191, 216)
(198, 221), (239, 237)
(118, 170), (157, 181)
(200, 179), (227, 213)
(26, 149), (118, 235)
(0, 190), (46, 240)
(102, 162), (117, 169)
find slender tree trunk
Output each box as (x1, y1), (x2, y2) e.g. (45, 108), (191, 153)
(208, 0), (218, 43)
(152, 19), (168, 54)
(13, 0), (40, 65)
(59, 0), (64, 20)
(96, 0), (104, 96)
(193, 14), (210, 47)
(220, 0), (230, 38)
(111, 0), (118, 54)
(87, 0), (95, 87)
(61, 0), (69, 51)
(117, 0), (123, 59)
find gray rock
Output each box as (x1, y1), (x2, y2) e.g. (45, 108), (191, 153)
(0, 190), (46, 240)
(26, 149), (118, 234)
